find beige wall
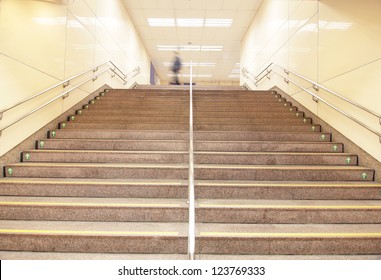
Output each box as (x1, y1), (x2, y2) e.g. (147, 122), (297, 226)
(0, 0), (151, 156)
(241, 0), (381, 162)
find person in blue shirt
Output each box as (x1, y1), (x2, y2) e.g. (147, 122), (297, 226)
(171, 51), (182, 85)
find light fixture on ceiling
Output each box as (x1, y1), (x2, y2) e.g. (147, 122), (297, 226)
(176, 18), (204, 27)
(147, 18), (175, 27)
(205, 19), (233, 27)
(201, 46), (223, 51)
(148, 18), (233, 28)
(157, 45), (223, 52)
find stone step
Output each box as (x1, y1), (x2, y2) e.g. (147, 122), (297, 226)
(194, 164), (374, 181)
(59, 122), (319, 132)
(0, 178), (380, 200)
(48, 130), (331, 142)
(59, 122), (188, 131)
(0, 251), (188, 260)
(197, 199), (381, 223)
(48, 129), (189, 140)
(21, 150), (357, 166)
(194, 131), (331, 142)
(37, 139), (188, 151)
(70, 115), (312, 125)
(0, 197), (188, 222)
(0, 178), (188, 198)
(22, 150), (188, 163)
(195, 152), (357, 165)
(196, 223), (381, 255)
(0, 220), (187, 254)
(36, 139), (339, 152)
(4, 163), (374, 181)
(2, 197), (380, 224)
(196, 180), (381, 200)
(4, 163), (189, 179)
(78, 109), (305, 118)
(195, 141), (342, 152)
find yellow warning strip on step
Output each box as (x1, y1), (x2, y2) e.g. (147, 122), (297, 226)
(0, 202), (181, 207)
(0, 229), (179, 236)
(200, 232), (381, 238)
(198, 204), (381, 209)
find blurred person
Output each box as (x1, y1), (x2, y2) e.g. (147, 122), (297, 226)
(171, 51), (182, 85)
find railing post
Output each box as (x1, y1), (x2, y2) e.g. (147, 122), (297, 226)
(188, 61), (195, 260)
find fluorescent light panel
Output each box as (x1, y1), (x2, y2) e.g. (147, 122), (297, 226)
(205, 18), (233, 27)
(177, 18), (204, 27)
(157, 45), (223, 52)
(147, 18), (175, 27)
(148, 18), (233, 27)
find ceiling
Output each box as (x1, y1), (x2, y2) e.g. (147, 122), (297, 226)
(122, 0), (263, 84)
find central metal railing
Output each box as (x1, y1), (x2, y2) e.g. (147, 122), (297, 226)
(188, 61), (196, 260)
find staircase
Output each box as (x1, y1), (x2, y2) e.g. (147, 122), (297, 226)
(0, 87), (380, 260)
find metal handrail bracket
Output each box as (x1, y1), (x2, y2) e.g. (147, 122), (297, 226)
(188, 61), (196, 260)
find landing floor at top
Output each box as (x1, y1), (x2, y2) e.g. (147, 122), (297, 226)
(136, 84), (244, 91)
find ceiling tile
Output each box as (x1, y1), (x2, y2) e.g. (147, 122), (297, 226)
(122, 0), (264, 82)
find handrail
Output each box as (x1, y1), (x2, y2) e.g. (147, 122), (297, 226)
(188, 61), (195, 260)
(246, 62), (381, 140)
(0, 61), (137, 135)
(0, 61), (132, 115)
(0, 62), (109, 115)
(0, 68), (108, 133)
(272, 63), (381, 119)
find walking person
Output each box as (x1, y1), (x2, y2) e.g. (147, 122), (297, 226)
(171, 51), (182, 85)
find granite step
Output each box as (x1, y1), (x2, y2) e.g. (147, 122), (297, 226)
(0, 251), (188, 260)
(0, 220), (187, 254)
(194, 140), (342, 153)
(4, 163), (373, 181)
(36, 139), (188, 151)
(0, 178), (188, 198)
(4, 163), (189, 179)
(0, 179), (380, 200)
(0, 197), (188, 222)
(22, 150), (188, 164)
(70, 115), (312, 125)
(58, 122), (188, 130)
(193, 123), (320, 132)
(197, 199), (381, 223)
(196, 180), (381, 200)
(196, 223), (381, 255)
(194, 164), (374, 181)
(21, 150), (357, 166)
(48, 130), (189, 140)
(48, 130), (330, 142)
(36, 139), (338, 152)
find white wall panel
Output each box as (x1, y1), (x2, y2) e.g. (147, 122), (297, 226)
(319, 0), (381, 82)
(241, 0), (381, 162)
(0, 0), (66, 79)
(0, 0), (151, 156)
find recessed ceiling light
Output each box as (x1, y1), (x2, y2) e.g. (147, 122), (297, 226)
(147, 18), (175, 27)
(157, 45), (178, 51)
(147, 18), (233, 28)
(201, 46), (223, 51)
(176, 18), (204, 27)
(205, 19), (233, 27)
(157, 45), (223, 52)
